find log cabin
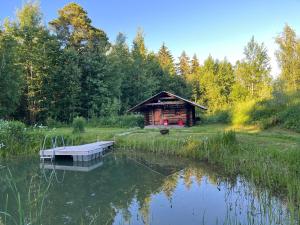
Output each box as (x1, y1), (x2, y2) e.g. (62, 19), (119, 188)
(128, 91), (207, 127)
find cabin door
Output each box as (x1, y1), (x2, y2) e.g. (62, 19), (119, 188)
(154, 108), (162, 125)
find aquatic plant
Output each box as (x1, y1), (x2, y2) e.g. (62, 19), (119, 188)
(0, 168), (54, 225)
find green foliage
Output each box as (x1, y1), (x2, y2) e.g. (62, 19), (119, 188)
(0, 29), (22, 118)
(276, 24), (300, 92)
(157, 43), (176, 76)
(247, 91), (300, 132)
(49, 2), (109, 50)
(88, 115), (144, 128)
(72, 116), (86, 133)
(45, 117), (64, 128)
(199, 56), (234, 112)
(0, 120), (43, 156)
(202, 110), (231, 124)
(0, 120), (26, 144)
(1, 1), (300, 138)
(232, 100), (256, 125)
(279, 104), (300, 132)
(178, 51), (190, 79)
(235, 36), (272, 99)
(48, 48), (81, 122)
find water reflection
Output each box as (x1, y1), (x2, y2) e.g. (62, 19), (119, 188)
(40, 158), (104, 172)
(0, 152), (292, 225)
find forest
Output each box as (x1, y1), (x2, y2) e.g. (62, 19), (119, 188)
(0, 2), (300, 131)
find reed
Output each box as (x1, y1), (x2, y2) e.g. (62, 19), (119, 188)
(115, 130), (300, 222)
(0, 168), (54, 225)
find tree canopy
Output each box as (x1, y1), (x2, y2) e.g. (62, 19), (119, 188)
(0, 2), (298, 124)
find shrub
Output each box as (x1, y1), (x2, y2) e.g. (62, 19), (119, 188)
(0, 120), (26, 141)
(0, 120), (31, 156)
(46, 117), (64, 128)
(7, 121), (26, 141)
(202, 110), (231, 124)
(279, 104), (300, 132)
(259, 115), (281, 129)
(72, 116), (86, 133)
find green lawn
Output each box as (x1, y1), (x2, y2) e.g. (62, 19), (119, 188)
(46, 124), (300, 152)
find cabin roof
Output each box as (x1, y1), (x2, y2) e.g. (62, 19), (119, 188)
(127, 91), (208, 112)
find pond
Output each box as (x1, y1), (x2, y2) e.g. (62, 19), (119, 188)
(0, 152), (293, 225)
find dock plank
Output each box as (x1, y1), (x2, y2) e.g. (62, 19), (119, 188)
(40, 141), (114, 161)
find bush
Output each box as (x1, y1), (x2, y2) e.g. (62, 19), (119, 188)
(46, 117), (64, 128)
(279, 104), (300, 132)
(0, 120), (32, 156)
(7, 121), (26, 141)
(0, 120), (26, 142)
(259, 115), (281, 130)
(202, 110), (231, 124)
(72, 116), (86, 133)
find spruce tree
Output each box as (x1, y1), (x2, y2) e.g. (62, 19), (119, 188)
(178, 51), (191, 79)
(157, 43), (176, 76)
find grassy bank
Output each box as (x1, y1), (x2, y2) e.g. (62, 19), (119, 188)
(115, 125), (300, 221)
(0, 122), (299, 221)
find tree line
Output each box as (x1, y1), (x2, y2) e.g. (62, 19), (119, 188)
(0, 2), (299, 124)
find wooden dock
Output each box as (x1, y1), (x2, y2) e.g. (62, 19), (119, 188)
(40, 141), (114, 162)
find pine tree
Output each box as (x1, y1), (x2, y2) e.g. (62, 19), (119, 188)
(50, 3), (111, 118)
(49, 3), (109, 51)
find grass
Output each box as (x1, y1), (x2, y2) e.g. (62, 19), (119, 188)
(0, 123), (299, 224)
(113, 124), (300, 223)
(0, 124), (300, 224)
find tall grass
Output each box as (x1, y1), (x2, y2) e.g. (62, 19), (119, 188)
(233, 92), (300, 132)
(115, 130), (300, 222)
(0, 168), (54, 225)
(0, 120), (89, 157)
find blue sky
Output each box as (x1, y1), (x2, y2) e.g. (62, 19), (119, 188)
(1, 0), (300, 76)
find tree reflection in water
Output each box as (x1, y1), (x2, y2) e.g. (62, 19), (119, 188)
(0, 152), (292, 225)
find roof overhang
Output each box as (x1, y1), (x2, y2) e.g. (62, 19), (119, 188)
(127, 91), (207, 112)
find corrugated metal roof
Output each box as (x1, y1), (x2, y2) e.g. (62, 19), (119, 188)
(127, 91), (207, 112)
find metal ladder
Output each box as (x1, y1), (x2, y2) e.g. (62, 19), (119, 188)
(40, 135), (65, 162)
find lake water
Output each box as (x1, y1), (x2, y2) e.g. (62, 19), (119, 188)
(0, 152), (292, 225)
